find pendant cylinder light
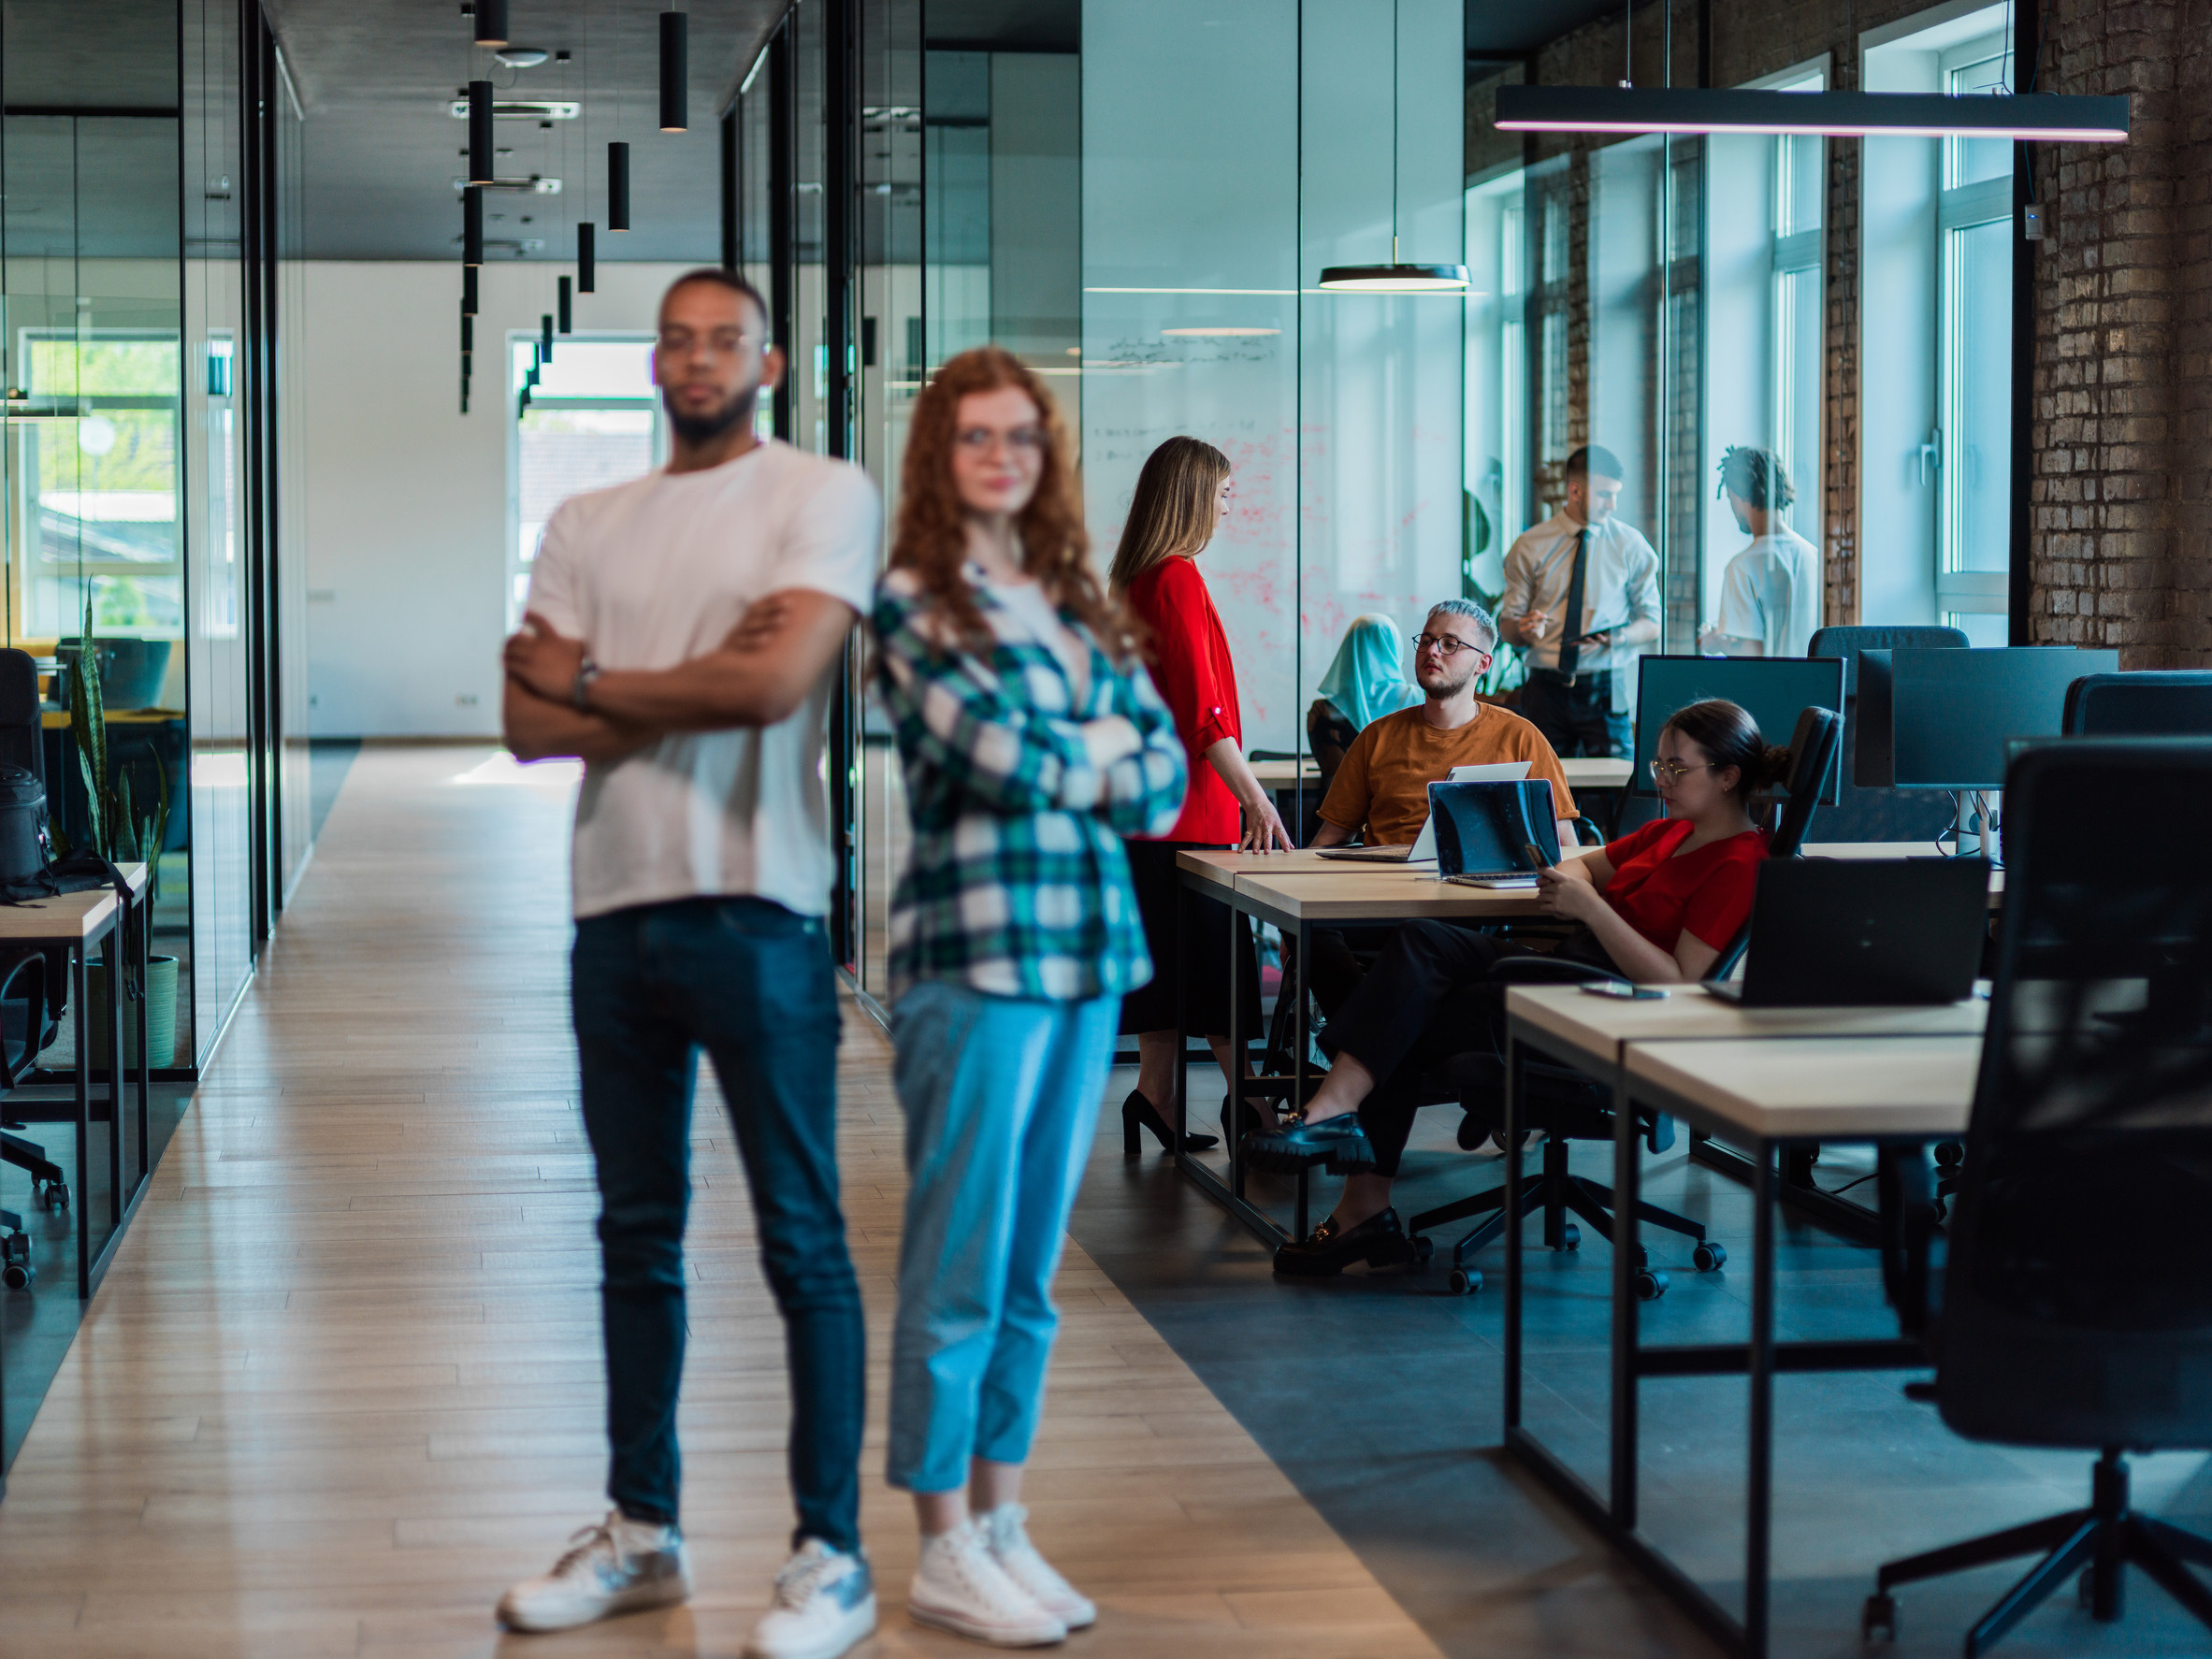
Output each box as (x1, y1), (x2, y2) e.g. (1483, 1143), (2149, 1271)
(472, 0), (509, 48)
(542, 314), (555, 363)
(462, 264), (479, 315)
(463, 185), (484, 266)
(577, 223), (597, 291)
(468, 80), (497, 184)
(659, 11), (688, 132)
(461, 313), (474, 354)
(608, 143), (630, 230)
(558, 275), (573, 333)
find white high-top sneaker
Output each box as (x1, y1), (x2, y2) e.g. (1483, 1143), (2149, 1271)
(979, 1504), (1095, 1631)
(745, 1537), (878, 1659)
(496, 1511), (691, 1633)
(907, 1518), (1067, 1647)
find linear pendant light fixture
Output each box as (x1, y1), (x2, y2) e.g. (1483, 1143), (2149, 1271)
(578, 222), (597, 290)
(1316, 0), (1469, 294)
(608, 142), (630, 230)
(659, 11), (687, 132)
(468, 79), (497, 184)
(1492, 84), (2132, 142)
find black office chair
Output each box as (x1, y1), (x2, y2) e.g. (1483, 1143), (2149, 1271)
(1403, 706), (1843, 1296)
(1802, 625), (1965, 844)
(1863, 740), (2212, 1655)
(2062, 670), (2212, 735)
(0, 647), (66, 1289)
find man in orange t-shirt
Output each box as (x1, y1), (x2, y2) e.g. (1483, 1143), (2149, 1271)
(1313, 599), (1580, 848)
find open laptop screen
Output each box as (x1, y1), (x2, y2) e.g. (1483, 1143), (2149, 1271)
(1428, 780), (1561, 878)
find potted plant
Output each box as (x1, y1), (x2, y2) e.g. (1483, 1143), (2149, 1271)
(53, 588), (177, 1068)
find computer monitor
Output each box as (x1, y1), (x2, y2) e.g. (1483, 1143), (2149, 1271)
(1632, 656), (1845, 801)
(1886, 647), (2124, 789)
(2063, 671), (2212, 735)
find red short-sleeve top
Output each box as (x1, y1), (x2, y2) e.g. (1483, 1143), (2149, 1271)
(1123, 555), (1243, 844)
(1600, 818), (1769, 954)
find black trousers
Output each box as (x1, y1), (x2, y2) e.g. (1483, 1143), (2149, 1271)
(1521, 668), (1631, 758)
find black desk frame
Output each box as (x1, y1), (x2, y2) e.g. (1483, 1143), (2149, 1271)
(1499, 1011), (1930, 1659)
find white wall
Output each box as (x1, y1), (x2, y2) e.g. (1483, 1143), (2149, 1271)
(301, 260), (693, 737)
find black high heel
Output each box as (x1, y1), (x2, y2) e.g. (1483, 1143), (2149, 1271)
(1122, 1089), (1219, 1155)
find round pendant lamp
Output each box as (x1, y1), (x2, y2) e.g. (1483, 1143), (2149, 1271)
(1315, 0), (1469, 295)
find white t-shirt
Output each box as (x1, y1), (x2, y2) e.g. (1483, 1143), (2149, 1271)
(1713, 527), (1821, 658)
(526, 440), (881, 920)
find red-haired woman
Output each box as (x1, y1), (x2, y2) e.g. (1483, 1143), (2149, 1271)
(872, 347), (1186, 1645)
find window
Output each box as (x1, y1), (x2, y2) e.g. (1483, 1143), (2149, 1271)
(1466, 167), (1527, 601)
(506, 337), (662, 631)
(1771, 82), (1824, 544)
(1936, 32), (2014, 641)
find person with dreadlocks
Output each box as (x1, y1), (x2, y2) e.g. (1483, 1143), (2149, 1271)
(1699, 446), (1821, 658)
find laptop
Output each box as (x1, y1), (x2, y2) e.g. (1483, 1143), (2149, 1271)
(1704, 858), (1989, 1006)
(1433, 780), (1564, 888)
(1316, 760), (1532, 863)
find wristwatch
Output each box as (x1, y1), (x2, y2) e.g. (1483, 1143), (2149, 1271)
(571, 657), (601, 710)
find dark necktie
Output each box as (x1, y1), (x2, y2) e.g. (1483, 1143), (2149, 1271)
(1556, 527), (1590, 684)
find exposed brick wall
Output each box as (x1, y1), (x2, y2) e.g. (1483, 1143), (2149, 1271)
(2028, 0), (2211, 664)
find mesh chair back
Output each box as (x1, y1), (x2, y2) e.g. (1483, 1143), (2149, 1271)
(2063, 671), (2212, 736)
(0, 650), (41, 785)
(1806, 625), (1970, 700)
(1706, 706), (1839, 982)
(1935, 741), (2212, 1450)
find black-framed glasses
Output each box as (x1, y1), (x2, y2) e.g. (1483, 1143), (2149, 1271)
(1410, 632), (1483, 657)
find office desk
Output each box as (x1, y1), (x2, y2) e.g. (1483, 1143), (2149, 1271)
(1172, 848), (1601, 1241)
(1497, 990), (1981, 1659)
(0, 863), (151, 1300)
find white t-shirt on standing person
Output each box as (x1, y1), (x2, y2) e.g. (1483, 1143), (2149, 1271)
(1702, 527), (1821, 659)
(525, 439), (882, 921)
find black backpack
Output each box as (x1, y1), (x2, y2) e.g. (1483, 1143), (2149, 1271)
(0, 764), (51, 903)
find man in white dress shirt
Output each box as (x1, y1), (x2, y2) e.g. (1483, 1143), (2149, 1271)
(1699, 446), (1821, 658)
(1498, 444), (1661, 758)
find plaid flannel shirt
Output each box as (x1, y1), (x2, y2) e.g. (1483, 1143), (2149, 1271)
(873, 566), (1188, 1002)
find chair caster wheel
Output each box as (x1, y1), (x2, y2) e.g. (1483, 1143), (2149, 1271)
(1634, 1268), (1669, 1300)
(1411, 1235), (1435, 1263)
(1556, 1224), (1580, 1251)
(1861, 1592), (1896, 1642)
(2, 1261), (30, 1290)
(41, 1182), (67, 1212)
(1448, 1266), (1482, 1295)
(1693, 1242), (1728, 1272)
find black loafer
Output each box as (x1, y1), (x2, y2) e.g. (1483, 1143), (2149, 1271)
(1241, 1112), (1376, 1175)
(1273, 1206), (1414, 1277)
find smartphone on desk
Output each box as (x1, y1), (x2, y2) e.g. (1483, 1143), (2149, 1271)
(1579, 981), (1666, 1001)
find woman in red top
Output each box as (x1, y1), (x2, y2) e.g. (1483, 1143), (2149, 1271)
(1248, 698), (1781, 1276)
(1110, 438), (1292, 1153)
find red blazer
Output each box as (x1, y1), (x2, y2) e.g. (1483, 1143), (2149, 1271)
(1125, 555), (1243, 843)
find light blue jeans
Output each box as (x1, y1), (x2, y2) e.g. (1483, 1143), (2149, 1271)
(886, 980), (1119, 1493)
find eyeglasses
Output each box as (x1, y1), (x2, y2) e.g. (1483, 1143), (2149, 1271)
(1648, 758), (1716, 783)
(955, 426), (1045, 455)
(1410, 632), (1485, 657)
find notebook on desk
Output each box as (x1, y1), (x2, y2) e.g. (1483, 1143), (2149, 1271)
(1316, 761), (1532, 864)
(1704, 857), (1989, 1006)
(1434, 780), (1563, 887)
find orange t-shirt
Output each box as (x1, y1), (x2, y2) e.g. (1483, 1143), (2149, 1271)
(1317, 704), (1580, 845)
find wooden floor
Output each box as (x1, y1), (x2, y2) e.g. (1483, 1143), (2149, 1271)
(0, 745), (1442, 1659)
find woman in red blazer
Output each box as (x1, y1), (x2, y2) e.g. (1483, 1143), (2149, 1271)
(1109, 438), (1292, 1154)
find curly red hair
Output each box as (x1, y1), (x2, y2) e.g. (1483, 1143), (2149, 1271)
(889, 346), (1136, 663)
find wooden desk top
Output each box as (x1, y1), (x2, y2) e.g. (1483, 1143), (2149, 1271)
(1245, 755), (1634, 790)
(0, 861), (145, 941)
(1249, 758), (1321, 786)
(1507, 981), (1988, 1069)
(1625, 1033), (1982, 1139)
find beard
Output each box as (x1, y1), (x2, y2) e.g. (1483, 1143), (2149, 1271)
(665, 382), (758, 446)
(1417, 656), (1481, 700)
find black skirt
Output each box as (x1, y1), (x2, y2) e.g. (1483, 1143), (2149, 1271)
(1118, 838), (1265, 1037)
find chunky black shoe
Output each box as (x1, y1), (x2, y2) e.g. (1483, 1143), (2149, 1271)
(1272, 1206), (1415, 1277)
(1121, 1089), (1219, 1155)
(1240, 1111), (1376, 1175)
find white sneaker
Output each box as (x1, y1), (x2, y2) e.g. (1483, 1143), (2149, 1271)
(907, 1518), (1067, 1647)
(496, 1511), (691, 1633)
(979, 1504), (1095, 1631)
(745, 1538), (878, 1659)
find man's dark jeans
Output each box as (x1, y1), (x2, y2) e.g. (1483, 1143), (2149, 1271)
(572, 896), (863, 1551)
(1522, 667), (1631, 758)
